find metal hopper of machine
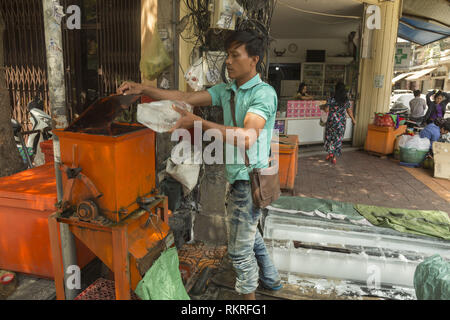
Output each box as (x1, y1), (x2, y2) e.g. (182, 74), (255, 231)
(48, 94), (173, 300)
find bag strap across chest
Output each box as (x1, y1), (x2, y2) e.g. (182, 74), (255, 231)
(229, 90), (250, 167)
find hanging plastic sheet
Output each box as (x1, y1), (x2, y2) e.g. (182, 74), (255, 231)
(140, 31), (173, 81)
(135, 247), (190, 300)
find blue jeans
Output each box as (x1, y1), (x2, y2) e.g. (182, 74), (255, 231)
(227, 180), (281, 294)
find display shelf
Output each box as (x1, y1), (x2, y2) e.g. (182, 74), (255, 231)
(302, 63), (325, 98)
(324, 64), (346, 96)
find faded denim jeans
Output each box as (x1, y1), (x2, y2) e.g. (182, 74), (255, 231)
(226, 180), (281, 294)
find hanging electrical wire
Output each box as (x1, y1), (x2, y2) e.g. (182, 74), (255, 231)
(180, 0), (277, 82)
(277, 0), (361, 20)
(236, 0), (277, 79)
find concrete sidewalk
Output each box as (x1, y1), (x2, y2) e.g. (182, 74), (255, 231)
(2, 150), (449, 300)
(293, 150), (449, 214)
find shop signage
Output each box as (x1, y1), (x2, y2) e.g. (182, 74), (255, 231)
(395, 43), (413, 68)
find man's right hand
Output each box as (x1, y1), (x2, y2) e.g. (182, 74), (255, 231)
(117, 81), (143, 95)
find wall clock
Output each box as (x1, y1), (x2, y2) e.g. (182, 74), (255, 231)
(288, 43), (298, 54)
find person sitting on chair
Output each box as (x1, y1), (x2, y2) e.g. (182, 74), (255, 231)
(420, 118), (449, 150)
(437, 119), (450, 143)
(409, 90), (427, 125)
(294, 82), (314, 100)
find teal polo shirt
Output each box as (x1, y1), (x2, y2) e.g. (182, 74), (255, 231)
(207, 74), (278, 184)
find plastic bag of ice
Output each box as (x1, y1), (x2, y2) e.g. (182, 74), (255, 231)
(398, 135), (412, 148)
(404, 134), (431, 151)
(137, 100), (193, 133)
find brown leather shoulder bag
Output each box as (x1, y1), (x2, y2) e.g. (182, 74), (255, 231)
(229, 90), (281, 208)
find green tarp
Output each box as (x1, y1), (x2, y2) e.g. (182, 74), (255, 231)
(270, 196), (365, 221)
(135, 247), (190, 300)
(414, 254), (450, 300)
(355, 204), (450, 240)
(270, 196), (450, 240)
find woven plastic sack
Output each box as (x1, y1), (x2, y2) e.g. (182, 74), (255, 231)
(134, 247), (190, 300)
(140, 31), (172, 80)
(414, 254), (450, 300)
(166, 140), (201, 195)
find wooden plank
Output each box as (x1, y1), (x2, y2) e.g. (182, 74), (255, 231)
(111, 228), (131, 300)
(210, 264), (382, 300)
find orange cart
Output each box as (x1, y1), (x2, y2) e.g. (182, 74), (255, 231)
(364, 124), (407, 155)
(272, 135), (299, 193)
(0, 164), (95, 278)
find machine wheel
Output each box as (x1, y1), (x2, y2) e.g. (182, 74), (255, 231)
(77, 200), (99, 222)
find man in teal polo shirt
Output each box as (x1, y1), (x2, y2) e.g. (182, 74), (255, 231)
(118, 30), (281, 300)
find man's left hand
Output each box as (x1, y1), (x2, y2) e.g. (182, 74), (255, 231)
(169, 105), (200, 133)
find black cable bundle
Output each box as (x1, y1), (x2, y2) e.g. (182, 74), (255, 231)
(235, 0), (276, 79)
(180, 0), (276, 80)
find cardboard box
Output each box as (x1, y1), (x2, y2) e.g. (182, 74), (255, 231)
(433, 142), (450, 180)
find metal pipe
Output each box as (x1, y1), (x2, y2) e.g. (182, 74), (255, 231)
(42, 0), (78, 300)
(172, 0), (179, 90)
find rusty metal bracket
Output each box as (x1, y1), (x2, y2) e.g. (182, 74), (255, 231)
(137, 196), (165, 229)
(59, 164), (103, 212)
(65, 167), (83, 179)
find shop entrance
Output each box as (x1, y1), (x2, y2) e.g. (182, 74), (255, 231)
(268, 0), (364, 145)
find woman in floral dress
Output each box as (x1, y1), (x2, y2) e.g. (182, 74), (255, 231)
(324, 82), (356, 164)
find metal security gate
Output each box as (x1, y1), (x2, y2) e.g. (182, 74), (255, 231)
(97, 0), (141, 96)
(2, 0), (141, 126)
(61, 0), (141, 120)
(1, 0), (49, 129)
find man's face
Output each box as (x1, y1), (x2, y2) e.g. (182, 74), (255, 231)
(435, 95), (444, 104)
(225, 42), (258, 80)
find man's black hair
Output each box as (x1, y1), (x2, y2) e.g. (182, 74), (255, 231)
(434, 117), (445, 127)
(225, 30), (266, 72)
(413, 90), (421, 97)
(443, 119), (450, 132)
